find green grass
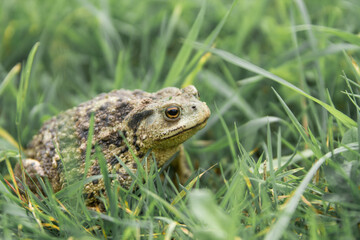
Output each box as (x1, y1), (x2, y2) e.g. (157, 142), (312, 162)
(1, 0), (360, 239)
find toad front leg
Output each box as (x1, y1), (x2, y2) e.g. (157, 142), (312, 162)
(171, 145), (192, 185)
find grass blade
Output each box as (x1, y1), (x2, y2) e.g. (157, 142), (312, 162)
(264, 143), (359, 240)
(16, 42), (40, 127)
(96, 146), (117, 216)
(0, 63), (21, 96)
(163, 1), (205, 87)
(171, 164), (216, 206)
(182, 0), (238, 87)
(195, 43), (356, 128)
(273, 88), (322, 158)
(15, 42), (40, 190)
(305, 25), (360, 46)
(0, 127), (19, 149)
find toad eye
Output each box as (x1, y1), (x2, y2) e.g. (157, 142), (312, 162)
(164, 106), (181, 120)
(195, 91), (200, 99)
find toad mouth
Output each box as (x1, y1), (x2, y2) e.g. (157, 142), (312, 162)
(160, 117), (209, 141)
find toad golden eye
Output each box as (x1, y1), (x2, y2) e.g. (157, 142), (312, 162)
(165, 106), (181, 120)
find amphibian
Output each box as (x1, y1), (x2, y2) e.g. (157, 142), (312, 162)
(15, 85), (210, 204)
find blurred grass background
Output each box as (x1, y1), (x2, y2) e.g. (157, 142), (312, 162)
(1, 0), (360, 239)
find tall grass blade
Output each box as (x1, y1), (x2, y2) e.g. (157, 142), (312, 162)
(16, 42), (40, 127)
(0, 63), (21, 96)
(171, 164), (216, 205)
(310, 25), (360, 46)
(195, 43), (356, 127)
(264, 143), (359, 240)
(0, 127), (18, 149)
(182, 0), (238, 87)
(83, 113), (95, 178)
(97, 146), (117, 216)
(163, 2), (205, 87)
(216, 105), (236, 162)
(150, 3), (182, 90)
(273, 89), (322, 158)
(15, 42), (40, 188)
(266, 122), (278, 207)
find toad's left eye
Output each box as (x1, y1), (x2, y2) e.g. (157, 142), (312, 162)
(165, 106), (181, 120)
(195, 91), (200, 99)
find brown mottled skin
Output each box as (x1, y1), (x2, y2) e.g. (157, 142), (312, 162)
(15, 85), (210, 204)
